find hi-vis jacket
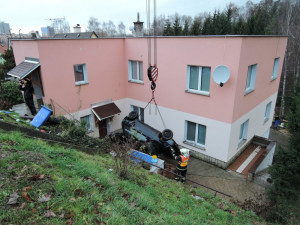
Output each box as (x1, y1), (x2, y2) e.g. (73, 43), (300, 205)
(177, 155), (189, 168)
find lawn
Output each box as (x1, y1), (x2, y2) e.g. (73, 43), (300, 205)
(0, 129), (266, 224)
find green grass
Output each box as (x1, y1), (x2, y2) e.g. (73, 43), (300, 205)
(0, 129), (266, 224)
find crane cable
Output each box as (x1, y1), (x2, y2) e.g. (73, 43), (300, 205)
(143, 0), (166, 129)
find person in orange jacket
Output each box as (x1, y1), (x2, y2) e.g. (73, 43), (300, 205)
(174, 148), (190, 183)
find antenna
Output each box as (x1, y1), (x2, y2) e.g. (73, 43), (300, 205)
(212, 65), (231, 87)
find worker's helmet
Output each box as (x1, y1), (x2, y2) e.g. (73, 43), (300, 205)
(180, 148), (189, 157)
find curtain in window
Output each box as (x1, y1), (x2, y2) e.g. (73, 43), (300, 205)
(138, 62), (143, 81)
(272, 58), (279, 78)
(246, 66), (252, 89)
(239, 123), (244, 140)
(265, 102), (271, 119)
(187, 121), (196, 141)
(74, 65), (84, 82)
(189, 66), (199, 90)
(80, 115), (90, 130)
(201, 67), (211, 92)
(197, 124), (206, 145)
(132, 61), (138, 80)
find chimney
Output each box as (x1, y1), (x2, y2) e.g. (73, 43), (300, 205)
(133, 13), (144, 37)
(73, 24), (81, 33)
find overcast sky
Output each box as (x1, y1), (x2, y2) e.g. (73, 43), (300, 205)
(1, 0), (261, 34)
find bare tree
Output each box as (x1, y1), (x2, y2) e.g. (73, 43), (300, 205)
(51, 18), (70, 34)
(87, 17), (101, 34)
(279, 0), (300, 116)
(153, 14), (166, 36)
(100, 20), (117, 37)
(118, 22), (126, 36)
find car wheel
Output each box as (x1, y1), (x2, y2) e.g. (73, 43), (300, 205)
(128, 111), (138, 120)
(161, 129), (173, 141)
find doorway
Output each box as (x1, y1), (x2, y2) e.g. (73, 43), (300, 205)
(98, 119), (109, 138)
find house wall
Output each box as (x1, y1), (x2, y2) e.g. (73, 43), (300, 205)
(227, 92), (277, 161)
(125, 37), (243, 124)
(120, 98), (230, 162)
(10, 36), (287, 164)
(36, 39), (127, 111)
(11, 40), (40, 64)
(232, 37), (287, 122)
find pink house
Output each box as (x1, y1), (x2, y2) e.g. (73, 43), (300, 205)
(8, 35), (287, 168)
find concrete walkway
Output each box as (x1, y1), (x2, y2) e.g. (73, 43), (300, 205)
(186, 157), (266, 202)
(185, 128), (289, 202)
(11, 101), (38, 116)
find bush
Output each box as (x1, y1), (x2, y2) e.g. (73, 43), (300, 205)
(0, 81), (23, 105)
(110, 139), (135, 179)
(0, 99), (13, 110)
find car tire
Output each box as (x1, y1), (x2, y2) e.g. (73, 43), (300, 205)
(161, 129), (173, 141)
(128, 111), (138, 120)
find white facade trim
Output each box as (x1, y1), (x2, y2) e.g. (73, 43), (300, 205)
(66, 92), (278, 163)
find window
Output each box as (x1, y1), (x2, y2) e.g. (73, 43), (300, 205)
(128, 60), (143, 83)
(80, 115), (92, 131)
(271, 58), (280, 80)
(239, 119), (249, 146)
(187, 65), (211, 95)
(264, 102), (272, 122)
(185, 121), (206, 147)
(245, 64), (257, 94)
(130, 105), (144, 122)
(74, 64), (88, 85)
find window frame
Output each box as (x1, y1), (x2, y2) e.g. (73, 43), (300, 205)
(264, 102), (272, 123)
(80, 114), (93, 131)
(238, 119), (249, 147)
(128, 60), (143, 83)
(184, 120), (207, 148)
(186, 65), (211, 96)
(130, 105), (144, 122)
(245, 64), (257, 95)
(271, 58), (280, 80)
(74, 63), (88, 85)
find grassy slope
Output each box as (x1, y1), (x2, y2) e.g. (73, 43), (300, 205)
(0, 130), (265, 225)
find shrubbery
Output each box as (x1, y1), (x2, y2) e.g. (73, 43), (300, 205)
(0, 99), (13, 110)
(0, 81), (23, 109)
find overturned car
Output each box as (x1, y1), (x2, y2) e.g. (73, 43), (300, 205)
(120, 111), (181, 159)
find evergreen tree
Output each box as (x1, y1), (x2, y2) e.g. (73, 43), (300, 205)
(182, 19), (190, 36)
(212, 10), (228, 35)
(233, 16), (247, 34)
(190, 17), (201, 36)
(0, 48), (16, 87)
(225, 6), (233, 34)
(173, 16), (182, 36)
(202, 15), (213, 35)
(268, 83), (300, 223)
(163, 19), (174, 36)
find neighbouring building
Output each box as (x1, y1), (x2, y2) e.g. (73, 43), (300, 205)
(41, 26), (55, 37)
(0, 22), (10, 35)
(7, 35), (287, 169)
(0, 44), (8, 64)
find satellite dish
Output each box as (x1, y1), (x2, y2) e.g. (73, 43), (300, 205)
(212, 65), (231, 87)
